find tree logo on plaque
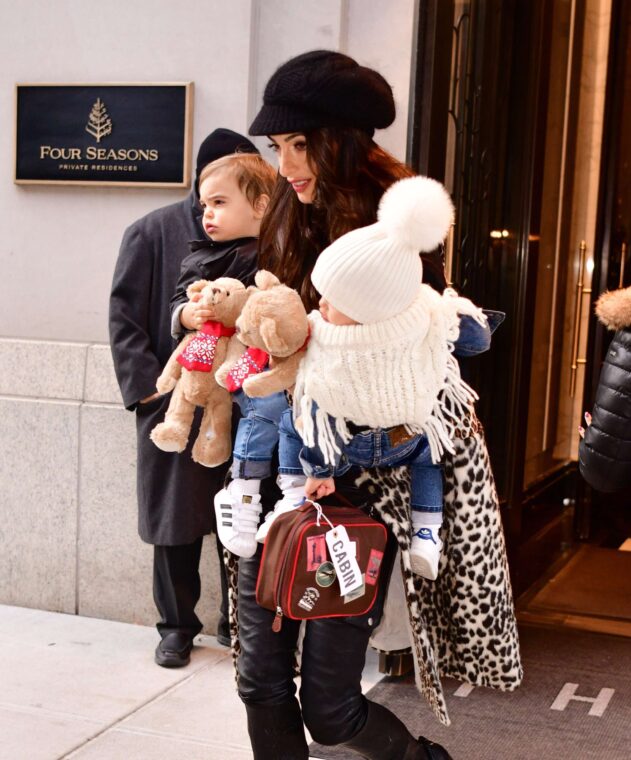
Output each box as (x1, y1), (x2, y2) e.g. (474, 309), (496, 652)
(85, 98), (112, 143)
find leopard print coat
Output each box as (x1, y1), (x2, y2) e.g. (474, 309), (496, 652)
(224, 426), (523, 726)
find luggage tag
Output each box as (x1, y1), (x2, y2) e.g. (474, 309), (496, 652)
(325, 525), (363, 595)
(344, 574), (366, 604)
(307, 500), (363, 596)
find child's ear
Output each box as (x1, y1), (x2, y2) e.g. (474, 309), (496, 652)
(253, 194), (270, 220)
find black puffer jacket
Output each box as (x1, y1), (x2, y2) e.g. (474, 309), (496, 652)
(579, 286), (631, 492)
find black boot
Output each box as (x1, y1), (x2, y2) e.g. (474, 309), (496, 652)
(341, 700), (453, 760)
(414, 735), (454, 760)
(245, 699), (309, 760)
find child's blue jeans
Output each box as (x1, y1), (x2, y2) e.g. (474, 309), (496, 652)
(231, 390), (289, 479)
(278, 408), (443, 517)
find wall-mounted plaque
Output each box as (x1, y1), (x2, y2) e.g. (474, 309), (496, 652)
(15, 83), (193, 187)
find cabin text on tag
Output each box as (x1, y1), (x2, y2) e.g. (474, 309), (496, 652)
(325, 525), (363, 595)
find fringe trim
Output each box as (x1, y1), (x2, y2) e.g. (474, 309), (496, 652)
(443, 288), (488, 342)
(299, 394), (353, 465)
(299, 352), (478, 466)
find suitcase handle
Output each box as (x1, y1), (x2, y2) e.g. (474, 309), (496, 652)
(316, 490), (361, 510)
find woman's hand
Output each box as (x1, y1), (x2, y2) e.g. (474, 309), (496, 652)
(180, 293), (212, 330)
(305, 476), (335, 500)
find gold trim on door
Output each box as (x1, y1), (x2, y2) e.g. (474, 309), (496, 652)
(569, 240), (591, 398)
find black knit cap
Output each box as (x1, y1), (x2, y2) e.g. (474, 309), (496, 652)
(195, 128), (259, 195)
(249, 50), (395, 136)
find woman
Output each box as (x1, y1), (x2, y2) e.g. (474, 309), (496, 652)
(231, 50), (521, 760)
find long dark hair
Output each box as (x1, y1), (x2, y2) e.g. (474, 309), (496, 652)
(258, 126), (446, 310)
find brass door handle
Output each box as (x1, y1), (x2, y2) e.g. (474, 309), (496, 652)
(570, 240), (591, 397)
(445, 223), (455, 287)
(620, 241), (627, 288)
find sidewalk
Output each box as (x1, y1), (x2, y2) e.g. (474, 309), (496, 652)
(0, 604), (382, 760)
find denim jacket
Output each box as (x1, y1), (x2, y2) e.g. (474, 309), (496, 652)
(452, 310), (505, 357)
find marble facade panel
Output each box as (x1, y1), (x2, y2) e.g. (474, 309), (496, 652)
(0, 338), (87, 400)
(84, 345), (123, 405)
(0, 397), (79, 613)
(77, 403), (223, 634)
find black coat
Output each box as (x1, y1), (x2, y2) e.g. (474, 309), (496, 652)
(109, 192), (256, 544)
(170, 237), (258, 327)
(579, 286), (631, 493)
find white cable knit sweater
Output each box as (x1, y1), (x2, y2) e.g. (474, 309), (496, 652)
(294, 284), (485, 465)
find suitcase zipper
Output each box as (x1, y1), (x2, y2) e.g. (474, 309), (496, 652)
(271, 513), (314, 632)
(272, 606), (283, 632)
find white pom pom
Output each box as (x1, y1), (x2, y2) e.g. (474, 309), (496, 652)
(377, 176), (454, 252)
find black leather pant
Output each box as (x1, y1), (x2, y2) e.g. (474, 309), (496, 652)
(237, 530), (398, 748)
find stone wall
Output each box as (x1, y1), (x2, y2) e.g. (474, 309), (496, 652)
(0, 340), (225, 630)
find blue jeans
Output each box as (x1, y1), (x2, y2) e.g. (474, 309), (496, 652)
(278, 408), (443, 515)
(231, 390), (289, 479)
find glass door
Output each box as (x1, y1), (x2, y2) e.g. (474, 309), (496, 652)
(408, 0), (612, 592)
(522, 0), (588, 490)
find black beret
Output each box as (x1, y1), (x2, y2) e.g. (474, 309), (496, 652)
(195, 128), (259, 194)
(249, 50), (395, 136)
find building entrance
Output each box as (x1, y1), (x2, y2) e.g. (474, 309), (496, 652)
(409, 0), (631, 628)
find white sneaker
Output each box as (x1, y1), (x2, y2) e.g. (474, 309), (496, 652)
(214, 487), (262, 558)
(255, 494), (304, 543)
(410, 527), (443, 580)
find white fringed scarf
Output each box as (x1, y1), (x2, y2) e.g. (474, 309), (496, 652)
(293, 285), (486, 465)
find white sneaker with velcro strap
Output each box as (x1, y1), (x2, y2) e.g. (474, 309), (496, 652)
(214, 487), (262, 558)
(410, 526), (443, 580)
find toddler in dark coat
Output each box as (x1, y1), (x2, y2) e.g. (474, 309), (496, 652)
(170, 153), (285, 559)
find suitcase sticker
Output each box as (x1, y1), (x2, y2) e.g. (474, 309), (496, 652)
(306, 534), (327, 571)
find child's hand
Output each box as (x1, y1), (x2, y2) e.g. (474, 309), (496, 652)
(181, 293), (212, 330)
(305, 476), (335, 501)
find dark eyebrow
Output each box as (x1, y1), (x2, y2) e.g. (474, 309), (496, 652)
(267, 134), (304, 143)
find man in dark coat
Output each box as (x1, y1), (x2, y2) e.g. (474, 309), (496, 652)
(109, 129), (259, 667)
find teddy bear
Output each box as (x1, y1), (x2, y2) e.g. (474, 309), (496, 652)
(150, 276), (250, 467)
(215, 270), (309, 398)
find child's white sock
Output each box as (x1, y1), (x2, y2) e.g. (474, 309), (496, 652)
(277, 473), (307, 501)
(255, 474), (307, 543)
(411, 511), (442, 531)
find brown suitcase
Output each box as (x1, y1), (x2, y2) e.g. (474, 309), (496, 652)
(256, 498), (388, 632)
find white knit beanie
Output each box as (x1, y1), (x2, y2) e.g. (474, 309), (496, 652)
(311, 176), (454, 323)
